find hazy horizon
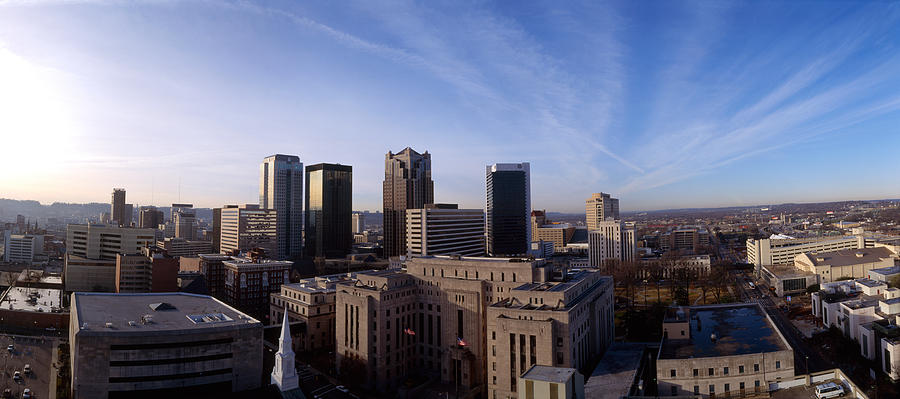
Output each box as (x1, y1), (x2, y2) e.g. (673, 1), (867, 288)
(2, 1), (899, 213)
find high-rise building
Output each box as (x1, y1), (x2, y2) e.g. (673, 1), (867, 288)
(305, 163), (353, 258)
(405, 204), (485, 257)
(383, 148), (433, 258)
(138, 206), (164, 229)
(219, 204), (277, 256)
(352, 213), (366, 234)
(585, 192), (619, 230)
(212, 207), (223, 253)
(486, 162), (530, 256)
(110, 188), (126, 226)
(122, 204), (133, 226)
(588, 220), (637, 267)
(64, 224), (156, 292)
(173, 204), (197, 240)
(260, 154), (304, 259)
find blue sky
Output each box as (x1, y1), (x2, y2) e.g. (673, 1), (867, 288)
(0, 0), (898, 212)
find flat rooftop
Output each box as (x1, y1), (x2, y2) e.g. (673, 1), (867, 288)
(659, 304), (787, 359)
(73, 292), (259, 334)
(1, 287), (64, 313)
(520, 365), (576, 383)
(805, 247), (894, 267)
(855, 279), (887, 288)
(585, 342), (645, 399)
(870, 266), (900, 276)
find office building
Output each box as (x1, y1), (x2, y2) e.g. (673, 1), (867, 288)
(657, 303), (795, 397)
(172, 203), (196, 240)
(219, 204), (277, 256)
(352, 213), (366, 234)
(195, 253), (232, 299)
(405, 204), (485, 257)
(65, 256), (118, 292)
(383, 148), (434, 258)
(66, 224), (155, 260)
(110, 188), (126, 226)
(486, 162), (531, 256)
(659, 226), (709, 253)
(69, 292), (263, 398)
(305, 163), (353, 258)
(115, 246), (179, 293)
(1, 232), (43, 263)
(746, 235), (860, 267)
(156, 237), (213, 258)
(212, 207), (223, 253)
(269, 272), (355, 351)
(588, 220), (637, 267)
(260, 154), (304, 259)
(223, 256), (292, 320)
(334, 256), (614, 396)
(585, 193), (619, 231)
(138, 206), (164, 229)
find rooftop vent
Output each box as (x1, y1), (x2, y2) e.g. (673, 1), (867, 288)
(816, 257), (825, 262)
(141, 314), (154, 324)
(149, 302), (176, 311)
(105, 322), (113, 329)
(128, 321), (136, 327)
(856, 252), (864, 258)
(710, 333), (717, 342)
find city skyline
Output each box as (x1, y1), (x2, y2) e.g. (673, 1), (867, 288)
(1, 1), (900, 212)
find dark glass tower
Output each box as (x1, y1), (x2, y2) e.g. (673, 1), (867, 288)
(305, 163), (353, 258)
(383, 148), (433, 258)
(486, 163), (531, 256)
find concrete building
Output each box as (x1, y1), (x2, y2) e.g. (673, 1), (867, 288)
(110, 188), (126, 226)
(585, 193), (619, 231)
(794, 247), (895, 283)
(155, 237), (213, 258)
(406, 204), (485, 257)
(657, 303), (795, 398)
(305, 163), (353, 258)
(383, 148), (434, 259)
(66, 224), (155, 260)
(518, 366), (584, 399)
(760, 265), (819, 297)
(65, 255), (118, 292)
(352, 213), (366, 234)
(269, 272), (355, 352)
(69, 292), (263, 398)
(588, 220), (636, 268)
(115, 246), (179, 293)
(195, 253), (232, 299)
(642, 254), (712, 279)
(1, 232), (43, 263)
(0, 286), (67, 330)
(212, 207), (223, 253)
(660, 226), (709, 253)
(219, 204), (277, 256)
(334, 256), (615, 397)
(260, 154), (304, 259)
(746, 235), (860, 267)
(486, 162), (531, 256)
(868, 266), (900, 283)
(223, 256), (292, 320)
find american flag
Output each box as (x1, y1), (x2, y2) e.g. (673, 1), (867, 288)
(457, 337), (467, 346)
(404, 328), (416, 336)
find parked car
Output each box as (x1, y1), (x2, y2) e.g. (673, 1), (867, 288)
(6, 345), (12, 353)
(23, 364), (31, 375)
(12, 371), (21, 381)
(3, 388), (11, 398)
(21, 389), (31, 399)
(815, 382), (845, 398)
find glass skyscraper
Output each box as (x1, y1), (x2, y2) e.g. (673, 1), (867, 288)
(486, 162), (531, 256)
(383, 148), (433, 258)
(260, 154), (303, 259)
(305, 163), (352, 258)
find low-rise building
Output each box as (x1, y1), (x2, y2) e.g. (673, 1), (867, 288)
(156, 237), (214, 258)
(518, 365), (584, 399)
(69, 292), (263, 398)
(747, 235), (861, 268)
(65, 255), (117, 292)
(0, 286), (67, 330)
(760, 265), (819, 297)
(269, 272), (355, 351)
(223, 256), (292, 321)
(794, 247), (895, 283)
(657, 303), (794, 398)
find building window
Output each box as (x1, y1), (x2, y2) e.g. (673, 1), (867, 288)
(492, 331), (496, 340)
(708, 368), (714, 376)
(755, 380), (761, 387)
(739, 365), (744, 374)
(693, 369), (698, 377)
(775, 361), (781, 369)
(709, 385), (715, 394)
(670, 386), (677, 396)
(670, 369), (676, 377)
(694, 386), (699, 394)
(754, 363), (759, 372)
(557, 337), (563, 347)
(724, 383), (730, 392)
(557, 352), (563, 365)
(740, 382), (745, 390)
(723, 367), (729, 375)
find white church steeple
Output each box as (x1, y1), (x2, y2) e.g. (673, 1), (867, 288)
(271, 311), (300, 391)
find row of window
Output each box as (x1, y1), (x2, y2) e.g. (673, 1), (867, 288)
(671, 361), (780, 378)
(672, 380), (761, 396)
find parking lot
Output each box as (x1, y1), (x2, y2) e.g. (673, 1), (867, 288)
(0, 335), (54, 399)
(297, 363), (357, 399)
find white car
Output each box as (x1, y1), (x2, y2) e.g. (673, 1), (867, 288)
(336, 385), (349, 393)
(21, 389), (31, 399)
(23, 364), (31, 374)
(815, 382), (845, 398)
(6, 345), (12, 353)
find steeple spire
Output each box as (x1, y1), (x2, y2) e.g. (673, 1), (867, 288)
(271, 310), (299, 391)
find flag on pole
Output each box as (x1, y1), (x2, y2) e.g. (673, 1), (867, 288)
(457, 337), (467, 346)
(404, 328), (416, 336)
